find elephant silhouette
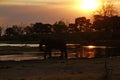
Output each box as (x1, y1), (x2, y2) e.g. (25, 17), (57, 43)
(39, 37), (68, 59)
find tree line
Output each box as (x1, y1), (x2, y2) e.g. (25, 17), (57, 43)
(0, 15), (120, 43)
(0, 15), (120, 36)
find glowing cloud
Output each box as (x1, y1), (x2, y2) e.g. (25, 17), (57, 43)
(0, 0), (74, 6)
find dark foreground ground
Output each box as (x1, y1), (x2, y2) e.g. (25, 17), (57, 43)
(0, 57), (120, 80)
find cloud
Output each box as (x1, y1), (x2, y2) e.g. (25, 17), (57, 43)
(0, 5), (79, 26)
(0, 16), (7, 24)
(0, 0), (75, 6)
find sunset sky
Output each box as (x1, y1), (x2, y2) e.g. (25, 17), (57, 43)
(0, 0), (120, 26)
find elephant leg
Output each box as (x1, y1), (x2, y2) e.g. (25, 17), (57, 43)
(48, 50), (52, 58)
(61, 48), (67, 59)
(64, 50), (68, 59)
(46, 48), (52, 58)
(61, 52), (64, 58)
(44, 51), (47, 60)
(44, 50), (51, 59)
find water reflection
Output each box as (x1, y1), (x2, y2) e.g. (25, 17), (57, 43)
(67, 45), (106, 59)
(0, 54), (42, 61)
(0, 43), (108, 61)
(0, 43), (39, 47)
(81, 46), (106, 58)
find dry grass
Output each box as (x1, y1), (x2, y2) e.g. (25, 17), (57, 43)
(0, 58), (120, 80)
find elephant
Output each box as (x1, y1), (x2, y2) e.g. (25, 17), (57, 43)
(39, 37), (68, 59)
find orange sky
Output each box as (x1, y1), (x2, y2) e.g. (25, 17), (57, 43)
(0, 0), (119, 27)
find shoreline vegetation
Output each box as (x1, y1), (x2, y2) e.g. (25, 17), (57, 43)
(0, 32), (120, 47)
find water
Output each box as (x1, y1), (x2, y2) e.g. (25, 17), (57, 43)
(0, 54), (42, 61)
(0, 43), (108, 61)
(0, 43), (39, 47)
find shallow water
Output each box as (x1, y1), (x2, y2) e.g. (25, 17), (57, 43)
(0, 43), (108, 61)
(0, 52), (81, 61)
(0, 43), (39, 47)
(0, 53), (43, 61)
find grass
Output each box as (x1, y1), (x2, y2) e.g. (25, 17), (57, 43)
(0, 58), (119, 80)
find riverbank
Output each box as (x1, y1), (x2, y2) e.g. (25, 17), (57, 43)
(0, 58), (120, 80)
(0, 46), (39, 55)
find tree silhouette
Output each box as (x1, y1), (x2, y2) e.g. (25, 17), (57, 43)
(75, 17), (92, 32)
(24, 25), (33, 35)
(93, 15), (120, 32)
(53, 21), (67, 33)
(32, 23), (43, 34)
(109, 16), (120, 32)
(41, 24), (52, 33)
(93, 15), (106, 31)
(68, 23), (78, 33)
(5, 27), (15, 36)
(95, 0), (117, 17)
(32, 22), (52, 34)
(5, 25), (24, 36)
(0, 27), (2, 36)
(12, 25), (24, 35)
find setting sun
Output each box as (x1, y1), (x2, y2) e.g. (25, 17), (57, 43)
(79, 0), (101, 11)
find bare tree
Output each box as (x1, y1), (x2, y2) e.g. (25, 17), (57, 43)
(92, 0), (119, 32)
(95, 0), (117, 17)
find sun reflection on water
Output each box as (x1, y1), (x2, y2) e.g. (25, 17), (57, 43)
(88, 45), (95, 49)
(0, 44), (107, 61)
